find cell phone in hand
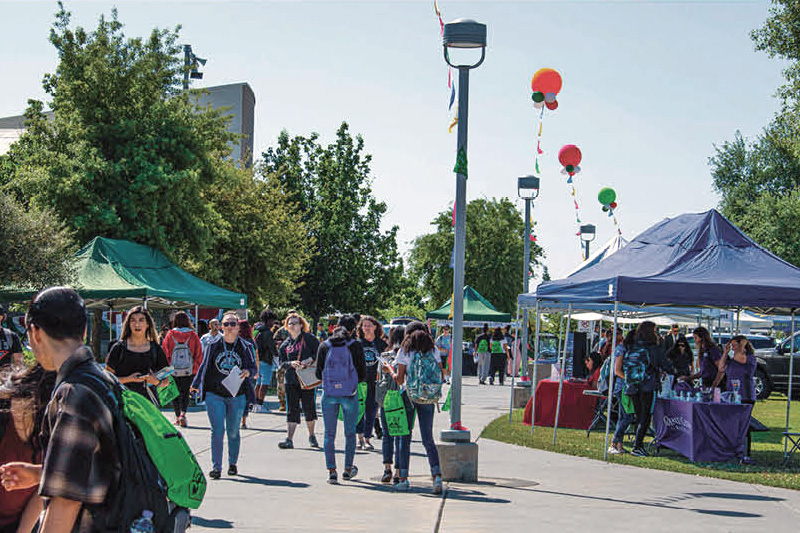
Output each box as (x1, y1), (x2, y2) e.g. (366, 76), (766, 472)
(154, 366), (175, 381)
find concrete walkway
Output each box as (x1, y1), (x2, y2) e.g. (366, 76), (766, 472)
(179, 377), (800, 532)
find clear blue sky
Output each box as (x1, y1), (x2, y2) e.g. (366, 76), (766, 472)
(0, 0), (787, 282)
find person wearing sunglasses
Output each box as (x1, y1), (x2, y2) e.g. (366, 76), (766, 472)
(276, 313), (320, 450)
(665, 338), (694, 381)
(190, 311), (256, 480)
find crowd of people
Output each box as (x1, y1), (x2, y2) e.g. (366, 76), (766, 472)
(588, 322), (757, 458)
(0, 289), (451, 532)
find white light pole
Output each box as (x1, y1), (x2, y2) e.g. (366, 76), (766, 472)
(442, 18), (486, 443)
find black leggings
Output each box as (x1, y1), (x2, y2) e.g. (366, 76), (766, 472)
(172, 375), (193, 417)
(489, 355), (506, 384)
(285, 383), (317, 423)
(356, 381), (377, 438)
(631, 391), (655, 449)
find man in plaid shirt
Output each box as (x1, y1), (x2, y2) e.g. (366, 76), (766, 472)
(25, 287), (119, 531)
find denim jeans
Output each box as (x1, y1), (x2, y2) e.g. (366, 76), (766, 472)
(356, 380), (377, 438)
(379, 407), (402, 465)
(477, 353), (491, 381)
(321, 393), (359, 470)
(612, 394), (636, 444)
(257, 362), (275, 387)
(396, 395), (441, 478)
(205, 392), (247, 470)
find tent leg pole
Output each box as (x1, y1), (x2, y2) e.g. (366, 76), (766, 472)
(554, 304), (572, 445)
(509, 304), (521, 422)
(786, 309), (796, 460)
(735, 307), (741, 335)
(603, 301), (619, 461)
(109, 306), (113, 344)
(531, 300), (541, 435)
(195, 304), (199, 328)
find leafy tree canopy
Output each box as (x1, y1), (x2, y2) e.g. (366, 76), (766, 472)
(407, 197), (544, 314)
(260, 123), (402, 321)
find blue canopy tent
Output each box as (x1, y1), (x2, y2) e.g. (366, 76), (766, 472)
(518, 210), (800, 461)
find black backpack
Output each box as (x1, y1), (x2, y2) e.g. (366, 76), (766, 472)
(62, 362), (186, 532)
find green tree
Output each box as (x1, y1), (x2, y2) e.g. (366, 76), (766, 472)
(407, 198), (544, 314)
(260, 123), (402, 321)
(709, 1), (800, 265)
(0, 194), (76, 288)
(204, 163), (313, 311)
(0, 4), (232, 266)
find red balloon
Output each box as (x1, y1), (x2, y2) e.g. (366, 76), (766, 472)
(545, 100), (559, 110)
(610, 202), (617, 209)
(558, 144), (582, 168)
(531, 68), (563, 95)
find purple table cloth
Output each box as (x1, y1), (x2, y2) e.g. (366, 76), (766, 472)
(653, 397), (753, 462)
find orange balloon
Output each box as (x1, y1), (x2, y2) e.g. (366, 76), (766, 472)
(531, 68), (562, 95)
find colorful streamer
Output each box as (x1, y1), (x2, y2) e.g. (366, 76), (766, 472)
(435, 1), (457, 131)
(598, 188), (623, 235)
(558, 144), (585, 250)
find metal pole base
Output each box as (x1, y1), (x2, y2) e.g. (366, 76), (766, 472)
(440, 429), (472, 443)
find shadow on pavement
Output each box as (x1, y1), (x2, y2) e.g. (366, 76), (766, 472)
(686, 492), (784, 502)
(191, 517), (234, 529)
(531, 488), (763, 518)
(227, 475), (310, 488)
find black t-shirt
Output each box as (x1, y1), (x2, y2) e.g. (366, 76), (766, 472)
(359, 337), (387, 382)
(105, 340), (168, 398)
(0, 328), (23, 367)
(255, 325), (278, 365)
(278, 333), (320, 386)
(204, 337), (254, 398)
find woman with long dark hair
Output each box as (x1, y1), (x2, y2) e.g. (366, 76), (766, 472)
(615, 321), (672, 457)
(355, 315), (387, 450)
(376, 325), (405, 484)
(688, 326), (725, 388)
(161, 311), (203, 427)
(384, 321), (444, 493)
(665, 338), (694, 381)
(0, 364), (57, 532)
(191, 311), (256, 479)
(105, 306), (169, 402)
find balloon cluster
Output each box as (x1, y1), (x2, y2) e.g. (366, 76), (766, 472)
(558, 144), (582, 181)
(598, 187), (618, 212)
(531, 68), (562, 111)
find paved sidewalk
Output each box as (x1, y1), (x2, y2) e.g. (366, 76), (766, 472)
(180, 378), (800, 532)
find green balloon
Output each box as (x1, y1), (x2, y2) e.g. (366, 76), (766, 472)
(532, 91), (545, 103)
(598, 187), (616, 205)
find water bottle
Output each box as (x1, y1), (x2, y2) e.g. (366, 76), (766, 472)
(130, 510), (155, 533)
(695, 391), (702, 403)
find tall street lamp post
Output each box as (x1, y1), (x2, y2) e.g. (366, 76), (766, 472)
(518, 176), (540, 380)
(442, 18), (486, 443)
(580, 224), (596, 261)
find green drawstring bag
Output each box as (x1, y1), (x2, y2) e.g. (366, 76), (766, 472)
(338, 382), (367, 423)
(621, 393), (635, 415)
(442, 388), (452, 412)
(383, 389), (409, 436)
(157, 376), (179, 407)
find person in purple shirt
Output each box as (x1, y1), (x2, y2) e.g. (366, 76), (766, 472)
(686, 327), (725, 389)
(723, 335), (757, 404)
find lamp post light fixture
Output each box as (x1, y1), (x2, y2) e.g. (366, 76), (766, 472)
(183, 45), (207, 90)
(517, 175), (540, 387)
(580, 224), (597, 261)
(442, 18), (487, 443)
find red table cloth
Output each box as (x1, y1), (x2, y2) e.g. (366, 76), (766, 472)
(523, 379), (597, 429)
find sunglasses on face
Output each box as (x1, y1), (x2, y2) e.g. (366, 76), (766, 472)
(222, 322), (238, 327)
(288, 321), (301, 326)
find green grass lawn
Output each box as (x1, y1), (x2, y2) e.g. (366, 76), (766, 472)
(482, 395), (800, 490)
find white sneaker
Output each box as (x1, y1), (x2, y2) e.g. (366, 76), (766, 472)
(607, 446), (622, 455)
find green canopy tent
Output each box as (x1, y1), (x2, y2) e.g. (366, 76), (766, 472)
(0, 237), (247, 310)
(426, 286), (511, 326)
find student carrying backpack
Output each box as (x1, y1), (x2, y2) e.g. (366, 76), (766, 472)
(387, 321), (444, 494)
(316, 315), (366, 485)
(21, 286), (202, 532)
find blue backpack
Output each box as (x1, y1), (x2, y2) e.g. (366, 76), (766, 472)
(623, 345), (650, 385)
(322, 340), (358, 397)
(406, 350), (443, 405)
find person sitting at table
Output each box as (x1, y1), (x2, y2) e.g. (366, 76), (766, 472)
(666, 339), (694, 381)
(584, 352), (603, 388)
(615, 321), (673, 457)
(685, 327), (725, 389)
(722, 335), (756, 404)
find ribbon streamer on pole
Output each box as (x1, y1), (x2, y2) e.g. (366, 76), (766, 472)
(435, 1), (457, 131)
